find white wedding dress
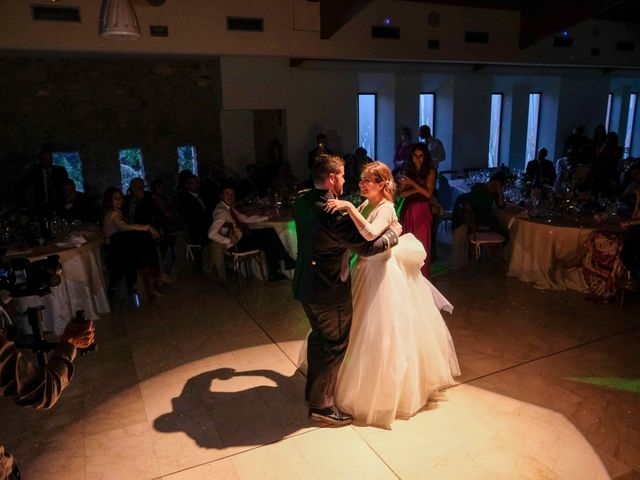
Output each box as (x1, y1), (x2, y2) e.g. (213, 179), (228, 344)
(300, 199), (460, 428)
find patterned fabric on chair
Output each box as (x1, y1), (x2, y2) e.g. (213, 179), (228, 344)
(582, 231), (625, 303)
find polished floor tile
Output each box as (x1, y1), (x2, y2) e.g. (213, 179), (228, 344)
(2, 266), (639, 480)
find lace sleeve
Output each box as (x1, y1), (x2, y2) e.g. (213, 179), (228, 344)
(359, 202), (396, 241)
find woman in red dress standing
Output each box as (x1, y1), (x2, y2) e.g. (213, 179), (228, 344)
(399, 143), (436, 278)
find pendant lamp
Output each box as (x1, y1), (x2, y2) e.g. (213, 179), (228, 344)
(99, 0), (141, 40)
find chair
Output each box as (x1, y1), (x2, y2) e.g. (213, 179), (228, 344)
(467, 209), (506, 265)
(175, 214), (201, 273)
(227, 249), (267, 284)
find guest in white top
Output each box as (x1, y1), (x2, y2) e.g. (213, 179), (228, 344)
(208, 185), (295, 282)
(102, 187), (163, 299)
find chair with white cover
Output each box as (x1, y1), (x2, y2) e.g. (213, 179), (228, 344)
(228, 249), (267, 284)
(467, 209), (506, 266)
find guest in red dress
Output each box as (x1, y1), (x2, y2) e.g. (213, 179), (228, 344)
(399, 143), (437, 278)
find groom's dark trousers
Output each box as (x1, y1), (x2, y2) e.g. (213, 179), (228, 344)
(292, 188), (398, 410)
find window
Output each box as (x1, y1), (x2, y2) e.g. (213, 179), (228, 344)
(488, 94), (503, 167)
(624, 93), (637, 159)
(119, 148), (145, 192)
(52, 151), (85, 192)
(177, 146), (198, 175)
(419, 93), (435, 134)
(605, 92), (613, 133)
(358, 94), (376, 159)
(525, 92), (541, 163)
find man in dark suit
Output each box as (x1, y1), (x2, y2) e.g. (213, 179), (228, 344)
(19, 149), (69, 212)
(525, 148), (556, 188)
(56, 179), (95, 223)
(178, 174), (210, 247)
(293, 154), (400, 425)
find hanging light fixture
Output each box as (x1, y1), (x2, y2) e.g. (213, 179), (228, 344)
(99, 0), (141, 40)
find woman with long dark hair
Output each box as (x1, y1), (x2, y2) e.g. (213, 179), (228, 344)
(102, 187), (163, 300)
(399, 143), (436, 277)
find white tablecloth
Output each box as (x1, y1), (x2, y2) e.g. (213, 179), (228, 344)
(498, 209), (596, 291)
(8, 232), (110, 336)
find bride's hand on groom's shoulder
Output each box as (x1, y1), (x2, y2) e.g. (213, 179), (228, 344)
(325, 198), (353, 214)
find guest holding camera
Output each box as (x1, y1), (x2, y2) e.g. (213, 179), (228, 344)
(0, 316), (95, 480)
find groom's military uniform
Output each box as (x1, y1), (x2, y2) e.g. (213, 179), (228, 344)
(293, 188), (398, 411)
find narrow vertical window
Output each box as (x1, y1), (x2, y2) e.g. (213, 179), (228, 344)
(605, 92), (613, 133)
(119, 148), (145, 192)
(52, 151), (85, 192)
(358, 94), (376, 159)
(177, 146), (198, 175)
(525, 92), (541, 162)
(419, 93), (435, 134)
(624, 93), (637, 159)
(488, 93), (503, 167)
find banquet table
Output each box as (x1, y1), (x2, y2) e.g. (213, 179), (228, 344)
(4, 228), (110, 336)
(497, 207), (622, 291)
(246, 214), (297, 279)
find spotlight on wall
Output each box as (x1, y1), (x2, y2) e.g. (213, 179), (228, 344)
(99, 0), (141, 40)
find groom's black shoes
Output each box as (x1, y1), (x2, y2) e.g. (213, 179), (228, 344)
(309, 406), (353, 425)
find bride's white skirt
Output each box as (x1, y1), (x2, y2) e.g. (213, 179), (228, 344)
(297, 234), (460, 428)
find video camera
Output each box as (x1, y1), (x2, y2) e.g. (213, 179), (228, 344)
(0, 253), (95, 367)
(0, 254), (62, 298)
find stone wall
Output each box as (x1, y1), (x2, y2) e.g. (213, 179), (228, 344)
(0, 55), (222, 205)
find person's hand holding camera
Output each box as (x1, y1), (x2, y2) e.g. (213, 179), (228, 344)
(60, 319), (95, 349)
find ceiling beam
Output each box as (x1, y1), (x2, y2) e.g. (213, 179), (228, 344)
(320, 0), (373, 40)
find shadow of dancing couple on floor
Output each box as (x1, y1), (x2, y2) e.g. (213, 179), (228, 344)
(153, 367), (311, 448)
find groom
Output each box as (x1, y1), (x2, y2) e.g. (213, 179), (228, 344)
(293, 154), (400, 425)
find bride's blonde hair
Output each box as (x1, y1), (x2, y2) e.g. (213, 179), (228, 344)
(361, 161), (396, 201)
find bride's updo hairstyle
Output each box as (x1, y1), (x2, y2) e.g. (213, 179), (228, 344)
(361, 161), (396, 202)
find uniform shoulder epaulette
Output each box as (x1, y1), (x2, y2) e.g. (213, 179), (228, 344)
(296, 188), (312, 195)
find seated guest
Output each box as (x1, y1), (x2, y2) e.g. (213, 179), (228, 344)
(123, 177), (154, 225)
(208, 185), (295, 282)
(150, 178), (181, 270)
(176, 169), (194, 198)
(150, 178), (180, 232)
(56, 179), (95, 223)
(18, 148), (69, 212)
(526, 148), (556, 188)
(102, 187), (163, 299)
(177, 174), (211, 247)
(468, 174), (506, 235)
(554, 147), (578, 192)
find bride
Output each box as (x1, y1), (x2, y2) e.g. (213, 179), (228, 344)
(322, 161), (460, 428)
